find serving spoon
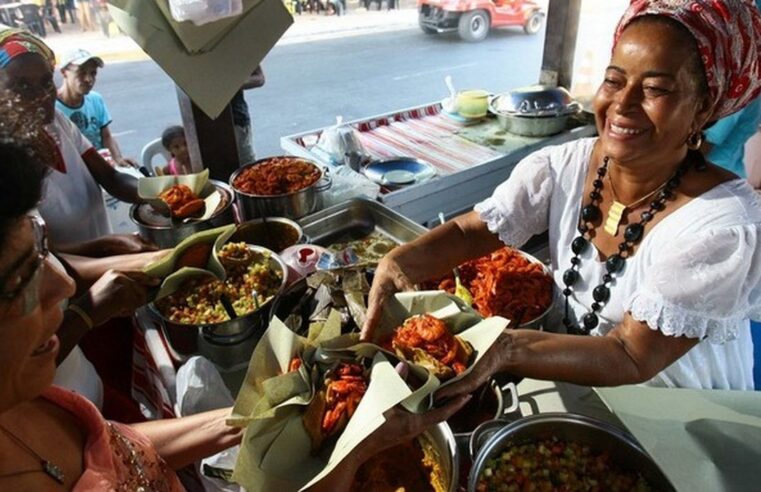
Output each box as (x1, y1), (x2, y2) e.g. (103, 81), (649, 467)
(438, 213), (473, 305)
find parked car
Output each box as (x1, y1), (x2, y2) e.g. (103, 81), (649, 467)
(418, 0), (545, 42)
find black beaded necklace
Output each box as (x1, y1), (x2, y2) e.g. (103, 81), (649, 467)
(561, 155), (691, 335)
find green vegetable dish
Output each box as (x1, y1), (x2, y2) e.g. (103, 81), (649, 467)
(477, 437), (652, 492)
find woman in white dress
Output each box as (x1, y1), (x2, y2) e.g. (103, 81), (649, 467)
(363, 0), (761, 391)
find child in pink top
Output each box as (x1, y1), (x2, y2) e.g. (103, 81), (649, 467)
(161, 125), (193, 176)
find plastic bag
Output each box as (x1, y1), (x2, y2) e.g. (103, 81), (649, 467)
(316, 116), (367, 165)
(321, 165), (380, 208)
(168, 0), (244, 26)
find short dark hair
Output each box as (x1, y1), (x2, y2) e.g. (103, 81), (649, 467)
(0, 141), (47, 251)
(161, 125), (185, 150)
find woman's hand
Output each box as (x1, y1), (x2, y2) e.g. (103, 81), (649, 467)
(358, 394), (471, 463)
(434, 330), (512, 404)
(361, 253), (416, 342)
(79, 270), (160, 326)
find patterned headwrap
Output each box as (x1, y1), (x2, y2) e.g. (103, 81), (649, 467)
(614, 0), (761, 120)
(0, 28), (55, 70)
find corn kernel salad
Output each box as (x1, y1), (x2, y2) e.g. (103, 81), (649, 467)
(156, 242), (282, 325)
(476, 437), (652, 492)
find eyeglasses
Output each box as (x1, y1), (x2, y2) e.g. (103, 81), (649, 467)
(0, 215), (49, 315)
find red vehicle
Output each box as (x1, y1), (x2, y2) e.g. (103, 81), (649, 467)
(418, 0), (545, 42)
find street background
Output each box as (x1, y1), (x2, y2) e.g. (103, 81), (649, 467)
(43, 1), (626, 164)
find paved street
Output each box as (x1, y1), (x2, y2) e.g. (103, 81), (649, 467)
(85, 20), (546, 161)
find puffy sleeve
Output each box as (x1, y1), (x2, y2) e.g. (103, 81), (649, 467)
(626, 224), (761, 343)
(474, 146), (555, 247)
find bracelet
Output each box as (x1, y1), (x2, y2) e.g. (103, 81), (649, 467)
(67, 303), (94, 330)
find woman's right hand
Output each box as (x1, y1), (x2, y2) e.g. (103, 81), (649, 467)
(361, 254), (416, 342)
(80, 270), (160, 326)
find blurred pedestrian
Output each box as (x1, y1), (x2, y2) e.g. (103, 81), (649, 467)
(232, 65), (265, 165)
(77, 0), (94, 31)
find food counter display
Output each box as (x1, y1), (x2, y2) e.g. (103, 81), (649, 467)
(281, 101), (597, 226)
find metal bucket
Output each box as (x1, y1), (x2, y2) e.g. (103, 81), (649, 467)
(230, 158), (332, 220)
(130, 180), (236, 249)
(468, 413), (674, 491)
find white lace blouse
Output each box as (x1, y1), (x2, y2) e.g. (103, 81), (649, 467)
(475, 138), (761, 390)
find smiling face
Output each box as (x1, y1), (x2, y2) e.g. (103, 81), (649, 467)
(0, 217), (75, 414)
(0, 53), (56, 124)
(593, 19), (712, 167)
(61, 59), (99, 97)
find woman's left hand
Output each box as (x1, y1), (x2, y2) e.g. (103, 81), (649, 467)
(434, 330), (512, 404)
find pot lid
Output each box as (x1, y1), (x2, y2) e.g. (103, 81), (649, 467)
(490, 85), (581, 117)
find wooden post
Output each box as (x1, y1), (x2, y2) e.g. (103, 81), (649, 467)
(176, 86), (240, 182)
(539, 0), (582, 89)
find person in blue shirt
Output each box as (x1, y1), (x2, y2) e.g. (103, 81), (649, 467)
(55, 48), (137, 168)
(702, 96), (761, 178)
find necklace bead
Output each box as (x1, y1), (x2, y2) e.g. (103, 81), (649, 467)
(602, 273), (613, 283)
(641, 211), (653, 222)
(624, 223), (644, 243)
(605, 254), (625, 273)
(581, 204), (601, 222)
(592, 285), (610, 303)
(571, 236), (588, 255)
(589, 191), (601, 200)
(583, 312), (599, 330)
(563, 268), (579, 286)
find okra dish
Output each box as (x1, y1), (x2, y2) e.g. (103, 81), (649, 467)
(156, 242), (283, 325)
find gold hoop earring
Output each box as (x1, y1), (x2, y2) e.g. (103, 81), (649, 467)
(686, 131), (704, 150)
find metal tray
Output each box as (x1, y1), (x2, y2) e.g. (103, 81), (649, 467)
(298, 197), (428, 246)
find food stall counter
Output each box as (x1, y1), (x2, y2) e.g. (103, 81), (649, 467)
(281, 102), (597, 226)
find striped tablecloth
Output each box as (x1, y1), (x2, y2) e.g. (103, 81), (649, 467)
(355, 105), (502, 175)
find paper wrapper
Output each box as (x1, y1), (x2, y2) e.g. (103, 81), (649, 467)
(229, 291), (507, 491)
(143, 224), (235, 300)
(137, 169), (221, 221)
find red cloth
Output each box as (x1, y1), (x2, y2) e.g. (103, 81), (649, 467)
(615, 0), (761, 120)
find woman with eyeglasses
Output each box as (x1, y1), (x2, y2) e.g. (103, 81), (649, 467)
(0, 140), (246, 490)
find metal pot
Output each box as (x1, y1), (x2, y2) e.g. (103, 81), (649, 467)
(467, 413), (675, 492)
(148, 246), (288, 366)
(130, 180), (236, 249)
(489, 85), (581, 137)
(230, 217), (305, 253)
(230, 158), (332, 220)
(516, 250), (554, 330)
(448, 379), (514, 453)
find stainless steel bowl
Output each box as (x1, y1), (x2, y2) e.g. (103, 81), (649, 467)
(468, 413), (674, 492)
(130, 180), (236, 249)
(449, 379), (506, 452)
(230, 217), (305, 253)
(493, 113), (570, 137)
(148, 245), (288, 362)
(516, 250), (554, 330)
(352, 423), (459, 492)
(230, 157), (332, 220)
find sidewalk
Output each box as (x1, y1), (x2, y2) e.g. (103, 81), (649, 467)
(43, 8), (419, 65)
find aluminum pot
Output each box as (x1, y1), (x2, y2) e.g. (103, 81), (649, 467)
(351, 423), (459, 492)
(489, 85), (581, 137)
(467, 413), (675, 492)
(130, 180), (236, 249)
(230, 157), (332, 220)
(148, 245), (288, 366)
(448, 379), (512, 453)
(230, 217), (305, 253)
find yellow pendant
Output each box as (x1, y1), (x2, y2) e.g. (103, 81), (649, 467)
(605, 201), (626, 236)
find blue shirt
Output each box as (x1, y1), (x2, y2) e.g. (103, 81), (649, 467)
(55, 91), (112, 150)
(704, 97), (761, 178)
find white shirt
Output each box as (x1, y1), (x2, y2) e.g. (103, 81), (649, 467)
(39, 110), (112, 247)
(475, 137), (761, 390)
(47, 254), (104, 408)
